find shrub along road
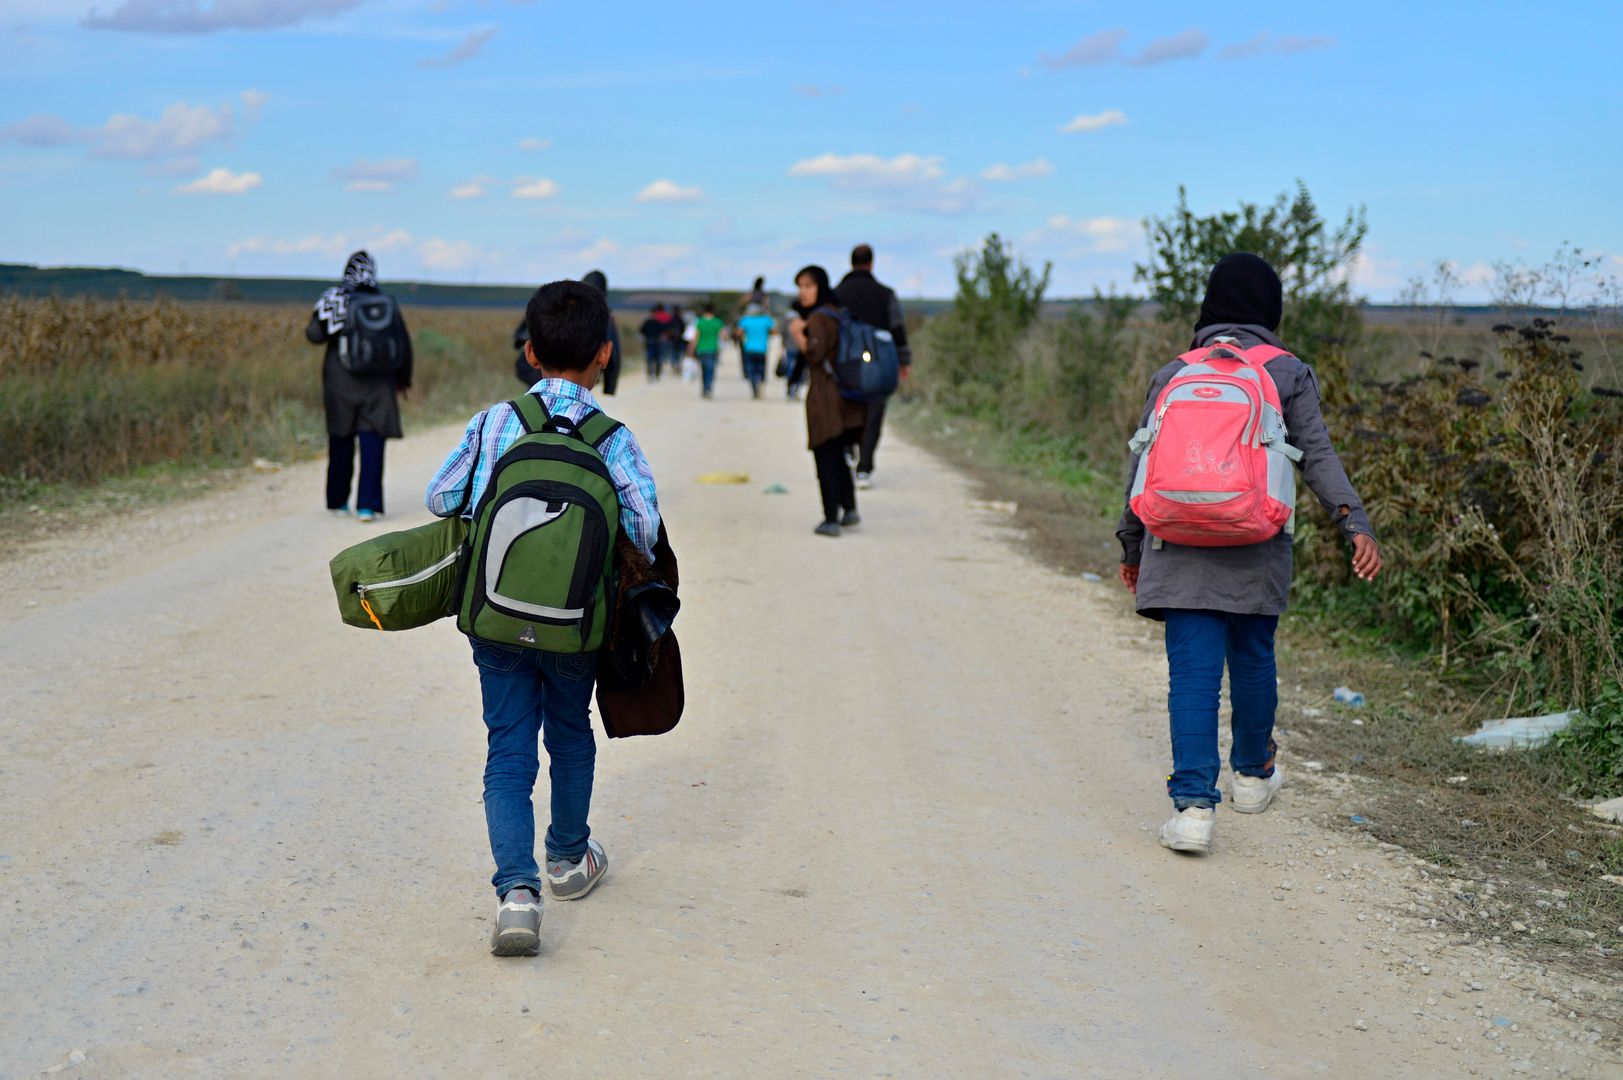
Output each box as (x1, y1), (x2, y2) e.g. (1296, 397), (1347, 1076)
(1, 370), (1615, 1076)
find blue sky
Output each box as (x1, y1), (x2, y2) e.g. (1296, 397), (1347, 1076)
(1, 0), (1618, 299)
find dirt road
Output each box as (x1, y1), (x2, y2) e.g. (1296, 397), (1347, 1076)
(1, 369), (1609, 1078)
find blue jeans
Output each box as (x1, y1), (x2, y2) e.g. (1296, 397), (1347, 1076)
(743, 352), (766, 394)
(470, 638), (598, 896)
(697, 351), (718, 396)
(1163, 610), (1279, 809)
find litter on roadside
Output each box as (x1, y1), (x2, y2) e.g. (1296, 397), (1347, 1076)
(969, 499), (1019, 514)
(1301, 706), (1325, 719)
(1080, 571), (1103, 583)
(252, 458), (283, 472)
(696, 472), (750, 485)
(1445, 775), (1469, 785)
(1349, 814), (1370, 825)
(1588, 797), (1623, 825)
(761, 483), (789, 495)
(1455, 710), (1575, 750)
(1332, 686), (1365, 708)
(1302, 760), (1325, 772)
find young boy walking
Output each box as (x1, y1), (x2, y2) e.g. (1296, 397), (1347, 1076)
(426, 280), (661, 955)
(1116, 253), (1381, 855)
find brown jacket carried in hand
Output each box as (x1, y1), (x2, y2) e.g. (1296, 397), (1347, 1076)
(596, 523), (684, 738)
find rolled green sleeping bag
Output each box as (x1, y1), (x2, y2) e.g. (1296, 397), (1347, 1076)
(329, 516), (469, 631)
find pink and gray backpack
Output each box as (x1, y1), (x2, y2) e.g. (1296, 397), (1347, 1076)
(1128, 340), (1304, 547)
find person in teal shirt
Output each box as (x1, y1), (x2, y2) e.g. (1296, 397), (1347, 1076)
(736, 303), (777, 399)
(693, 303), (727, 399)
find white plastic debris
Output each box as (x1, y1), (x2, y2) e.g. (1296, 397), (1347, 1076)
(1588, 797), (1623, 824)
(1455, 711), (1575, 749)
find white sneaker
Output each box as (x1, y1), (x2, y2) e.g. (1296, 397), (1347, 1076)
(1158, 807), (1214, 853)
(1230, 766), (1285, 814)
(855, 472), (873, 490)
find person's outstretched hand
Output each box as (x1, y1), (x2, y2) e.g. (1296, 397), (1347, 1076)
(1119, 563), (1140, 594)
(1351, 533), (1382, 582)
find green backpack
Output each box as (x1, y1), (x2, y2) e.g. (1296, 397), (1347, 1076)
(456, 394), (622, 654)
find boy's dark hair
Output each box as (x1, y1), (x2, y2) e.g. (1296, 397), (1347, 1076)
(702, 301), (715, 315)
(851, 243), (874, 269)
(525, 280), (610, 372)
(752, 275), (765, 291)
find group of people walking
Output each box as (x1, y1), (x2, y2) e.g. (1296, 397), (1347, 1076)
(308, 244), (1382, 958)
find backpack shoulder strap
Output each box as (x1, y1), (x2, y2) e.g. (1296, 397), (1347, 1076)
(511, 393), (550, 434)
(577, 408), (623, 450)
(1239, 344), (1291, 366)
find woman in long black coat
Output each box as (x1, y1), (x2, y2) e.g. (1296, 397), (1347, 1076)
(305, 250), (412, 522)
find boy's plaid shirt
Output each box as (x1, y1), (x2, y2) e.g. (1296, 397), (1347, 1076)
(425, 379), (661, 560)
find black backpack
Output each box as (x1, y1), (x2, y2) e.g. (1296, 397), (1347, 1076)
(338, 293), (406, 378)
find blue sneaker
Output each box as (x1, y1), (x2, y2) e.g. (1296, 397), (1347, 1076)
(356, 509), (377, 523)
(330, 505), (351, 517)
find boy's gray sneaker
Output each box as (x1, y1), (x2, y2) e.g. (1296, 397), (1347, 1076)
(490, 886), (542, 956)
(546, 839), (607, 901)
(840, 510), (861, 528)
(814, 521), (842, 538)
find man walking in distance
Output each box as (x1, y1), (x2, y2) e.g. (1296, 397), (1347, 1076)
(835, 244), (910, 489)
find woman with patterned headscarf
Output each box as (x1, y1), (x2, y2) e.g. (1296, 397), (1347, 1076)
(305, 250), (413, 523)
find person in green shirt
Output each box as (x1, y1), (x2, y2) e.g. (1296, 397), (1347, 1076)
(692, 303), (728, 399)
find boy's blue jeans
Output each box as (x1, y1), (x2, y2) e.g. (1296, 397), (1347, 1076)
(1163, 609), (1279, 810)
(697, 351), (718, 395)
(470, 638), (597, 896)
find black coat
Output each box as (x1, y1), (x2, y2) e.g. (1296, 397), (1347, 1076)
(834, 269), (911, 366)
(305, 285), (411, 439)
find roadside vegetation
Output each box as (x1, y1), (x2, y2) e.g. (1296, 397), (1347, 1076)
(904, 185), (1623, 967)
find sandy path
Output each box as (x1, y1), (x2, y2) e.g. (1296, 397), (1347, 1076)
(0, 368), (1590, 1078)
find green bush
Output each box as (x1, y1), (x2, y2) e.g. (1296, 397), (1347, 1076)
(1543, 683), (1623, 798)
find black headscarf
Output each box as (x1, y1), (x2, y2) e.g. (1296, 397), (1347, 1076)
(1194, 253), (1282, 336)
(795, 264), (839, 311)
(581, 269), (608, 294)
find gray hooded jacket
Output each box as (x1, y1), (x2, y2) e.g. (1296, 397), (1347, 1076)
(1115, 323), (1375, 619)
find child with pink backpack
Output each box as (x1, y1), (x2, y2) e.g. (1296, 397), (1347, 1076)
(1116, 253), (1382, 855)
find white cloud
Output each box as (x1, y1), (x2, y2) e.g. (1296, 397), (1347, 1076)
(419, 26), (496, 69)
(448, 174), (495, 199)
(420, 238), (481, 271)
(1038, 28), (1128, 70)
(98, 102), (234, 160)
(174, 166), (261, 194)
(1059, 109), (1127, 134)
(1025, 214), (1139, 254)
(5, 97), (247, 165)
(980, 158), (1053, 182)
(227, 228), (414, 261)
(1222, 32), (1335, 59)
(634, 178), (704, 203)
(82, 0), (362, 33)
(1128, 28), (1207, 66)
(517, 136), (551, 151)
(788, 152), (945, 186)
(512, 177), (559, 199)
(332, 157), (418, 192)
(3, 114), (87, 147)
(240, 88), (269, 115)
(787, 152), (983, 214)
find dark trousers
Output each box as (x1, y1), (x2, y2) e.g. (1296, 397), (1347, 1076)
(327, 431), (385, 512)
(812, 433), (858, 523)
(857, 396), (888, 474)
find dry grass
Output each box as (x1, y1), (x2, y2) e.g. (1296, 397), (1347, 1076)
(0, 296), (522, 501)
